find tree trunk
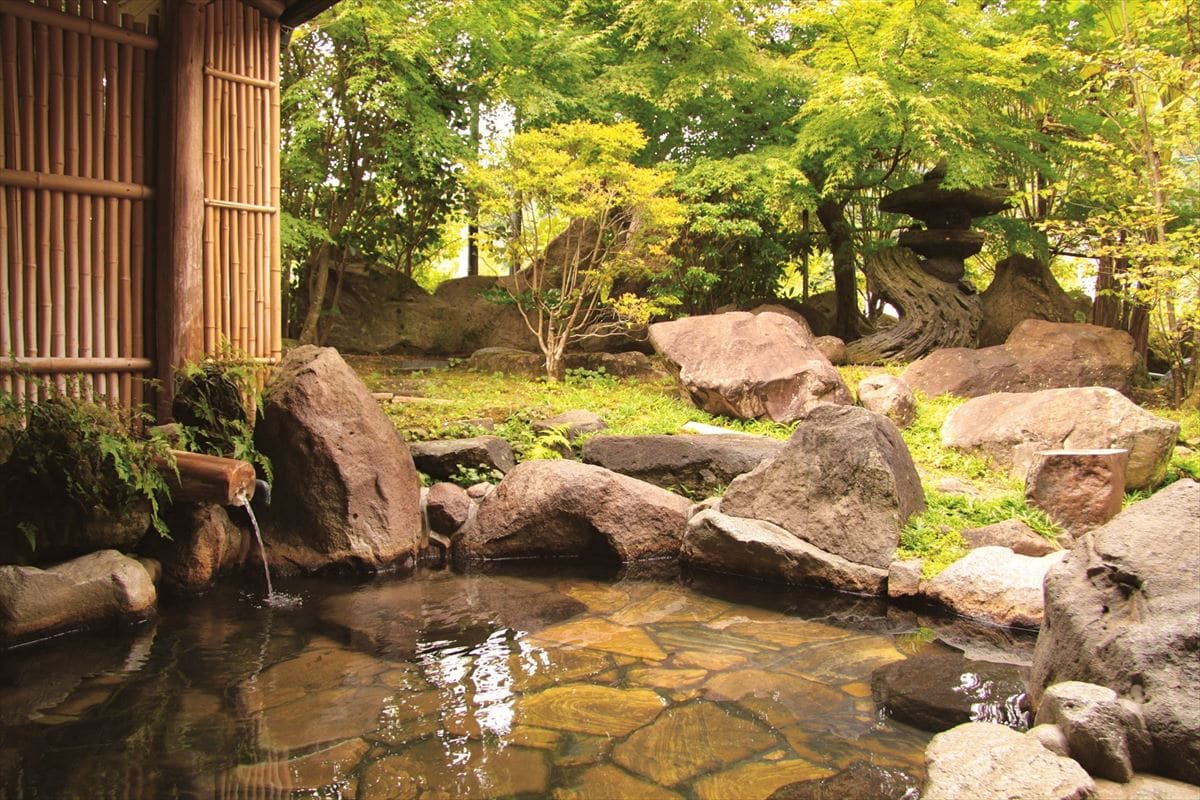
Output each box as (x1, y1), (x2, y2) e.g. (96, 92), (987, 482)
(296, 243), (331, 345)
(466, 99), (481, 277)
(844, 247), (982, 363)
(815, 199), (859, 341)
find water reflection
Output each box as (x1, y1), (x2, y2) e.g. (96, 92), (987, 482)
(0, 566), (1032, 799)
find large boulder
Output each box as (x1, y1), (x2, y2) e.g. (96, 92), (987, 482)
(452, 460), (691, 564)
(903, 319), (1137, 398)
(682, 509), (888, 594)
(648, 311), (851, 423)
(255, 346), (422, 573)
(922, 722), (1095, 800)
(978, 255), (1084, 347)
(922, 547), (1066, 629)
(321, 269), (536, 355)
(581, 434), (785, 497)
(1034, 681), (1153, 783)
(719, 405), (924, 570)
(1030, 480), (1200, 784)
(0, 550), (156, 644)
(941, 387), (1179, 489)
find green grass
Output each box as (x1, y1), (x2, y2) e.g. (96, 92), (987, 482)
(360, 360), (1190, 577)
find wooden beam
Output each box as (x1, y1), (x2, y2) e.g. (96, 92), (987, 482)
(156, 0), (206, 420)
(279, 0), (339, 28)
(244, 0), (285, 20)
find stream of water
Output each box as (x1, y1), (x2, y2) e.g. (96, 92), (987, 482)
(0, 564), (1034, 799)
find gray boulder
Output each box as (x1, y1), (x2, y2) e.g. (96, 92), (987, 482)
(941, 387), (1179, 489)
(409, 436), (515, 482)
(857, 373), (917, 428)
(904, 319), (1136, 398)
(923, 546), (1065, 629)
(0, 550), (156, 644)
(1035, 681), (1153, 783)
(682, 509), (887, 594)
(1030, 480), (1200, 784)
(581, 434), (784, 497)
(720, 405), (924, 569)
(923, 722), (1095, 800)
(453, 460), (691, 564)
(649, 311), (852, 423)
(255, 346), (422, 573)
(871, 652), (1029, 732)
(533, 410), (607, 442)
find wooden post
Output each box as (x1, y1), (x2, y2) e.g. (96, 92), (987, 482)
(156, 0), (206, 419)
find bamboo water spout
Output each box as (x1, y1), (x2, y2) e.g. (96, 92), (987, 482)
(157, 449), (256, 505)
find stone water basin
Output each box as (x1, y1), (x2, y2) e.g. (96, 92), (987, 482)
(0, 566), (1034, 799)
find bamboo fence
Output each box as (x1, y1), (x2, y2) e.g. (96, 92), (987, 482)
(203, 0), (282, 369)
(0, 0), (157, 409)
(0, 0), (282, 411)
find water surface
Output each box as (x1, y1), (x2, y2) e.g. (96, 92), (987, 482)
(0, 564), (1014, 799)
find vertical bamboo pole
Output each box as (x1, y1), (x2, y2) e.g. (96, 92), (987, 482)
(91, 1), (106, 397)
(65, 19), (80, 375)
(268, 17), (280, 362)
(49, 15), (67, 390)
(142, 11), (157, 411)
(19, 18), (38, 403)
(237, 0), (249, 353)
(77, 0), (93, 399)
(104, 1), (119, 402)
(130, 20), (147, 410)
(248, 4), (259, 358)
(0, 15), (9, 399)
(115, 14), (133, 404)
(34, 19), (51, 373)
(219, 0), (231, 345)
(202, 0), (215, 353)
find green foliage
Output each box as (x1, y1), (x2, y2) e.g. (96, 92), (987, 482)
(900, 393), (1007, 486)
(0, 390), (175, 548)
(448, 464), (505, 488)
(173, 356), (273, 484)
(524, 426), (571, 461)
(899, 490), (1061, 579)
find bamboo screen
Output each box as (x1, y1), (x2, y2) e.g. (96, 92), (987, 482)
(0, 0), (157, 409)
(202, 0), (282, 366)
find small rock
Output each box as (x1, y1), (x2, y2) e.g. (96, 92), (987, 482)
(923, 722), (1095, 800)
(409, 436), (515, 481)
(1028, 723), (1072, 758)
(887, 559), (923, 599)
(1092, 773), (1200, 800)
(0, 551), (156, 644)
(465, 482), (494, 499)
(425, 483), (471, 535)
(857, 374), (917, 428)
(1035, 681), (1152, 783)
(582, 433), (784, 498)
(961, 519), (1058, 557)
(814, 335), (847, 365)
(922, 547), (1066, 628)
(934, 476), (980, 497)
(768, 760), (918, 800)
(533, 410), (607, 442)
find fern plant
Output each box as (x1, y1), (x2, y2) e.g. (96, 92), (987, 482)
(173, 353), (273, 483)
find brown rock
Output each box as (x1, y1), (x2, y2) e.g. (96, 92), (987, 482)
(0, 550), (156, 644)
(649, 311), (852, 423)
(1034, 681), (1152, 783)
(612, 702), (776, 785)
(533, 409), (607, 441)
(720, 405), (924, 569)
(223, 737), (368, 794)
(683, 510), (888, 595)
(857, 374), (917, 428)
(871, 652), (1028, 732)
(425, 482), (471, 535)
(517, 684), (666, 736)
(554, 765), (683, 800)
(1030, 480), (1200, 784)
(887, 559), (923, 598)
(814, 336), (847, 365)
(141, 503), (249, 593)
(255, 346), (422, 573)
(582, 434), (784, 498)
(359, 738), (549, 800)
(409, 436), (515, 482)
(903, 319), (1137, 398)
(1025, 449), (1129, 533)
(961, 519), (1059, 557)
(453, 460), (691, 564)
(941, 387), (1178, 489)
